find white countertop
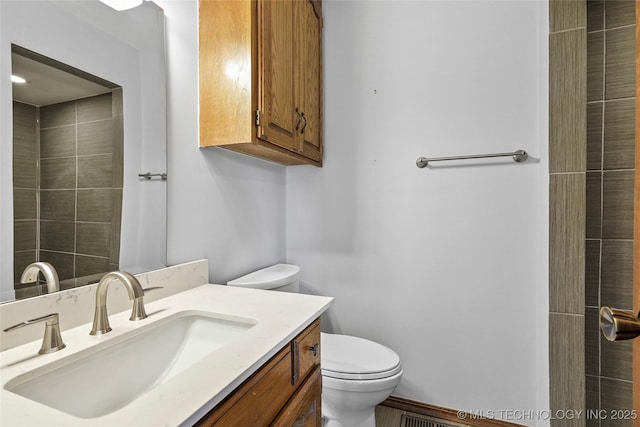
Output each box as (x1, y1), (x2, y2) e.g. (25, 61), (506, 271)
(0, 284), (333, 426)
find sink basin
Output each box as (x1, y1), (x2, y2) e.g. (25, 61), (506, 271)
(4, 310), (256, 418)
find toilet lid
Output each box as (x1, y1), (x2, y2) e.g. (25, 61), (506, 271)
(321, 333), (402, 380)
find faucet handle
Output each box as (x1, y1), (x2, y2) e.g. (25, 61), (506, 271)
(3, 313), (66, 354)
(142, 286), (163, 293)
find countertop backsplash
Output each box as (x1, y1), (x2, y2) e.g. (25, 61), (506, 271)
(0, 259), (209, 351)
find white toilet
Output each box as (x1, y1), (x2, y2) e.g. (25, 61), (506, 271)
(227, 264), (403, 427)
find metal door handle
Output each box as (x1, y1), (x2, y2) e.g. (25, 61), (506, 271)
(599, 306), (640, 341)
(295, 108), (302, 131)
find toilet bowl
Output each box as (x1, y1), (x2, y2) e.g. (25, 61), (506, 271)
(227, 264), (403, 427)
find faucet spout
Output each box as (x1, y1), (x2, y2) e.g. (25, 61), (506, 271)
(21, 262), (60, 294)
(90, 271), (147, 336)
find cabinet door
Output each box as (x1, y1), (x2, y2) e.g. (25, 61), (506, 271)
(258, 0), (299, 152)
(271, 367), (322, 427)
(296, 0), (322, 163)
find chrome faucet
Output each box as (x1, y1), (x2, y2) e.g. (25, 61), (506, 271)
(21, 262), (60, 294)
(90, 271), (148, 336)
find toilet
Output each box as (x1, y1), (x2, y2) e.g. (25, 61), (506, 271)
(227, 264), (403, 427)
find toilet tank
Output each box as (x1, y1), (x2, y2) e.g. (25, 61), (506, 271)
(226, 264), (300, 293)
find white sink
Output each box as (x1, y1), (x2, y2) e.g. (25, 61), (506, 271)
(4, 310), (256, 419)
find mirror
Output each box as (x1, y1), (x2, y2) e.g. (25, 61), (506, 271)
(1, 0), (167, 302)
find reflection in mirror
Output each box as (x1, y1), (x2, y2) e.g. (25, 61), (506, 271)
(12, 45), (124, 299)
(1, 0), (167, 303)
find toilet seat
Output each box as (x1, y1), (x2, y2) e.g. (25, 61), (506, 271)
(321, 333), (402, 380)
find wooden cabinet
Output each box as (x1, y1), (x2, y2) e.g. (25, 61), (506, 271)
(196, 319), (322, 426)
(199, 0), (323, 167)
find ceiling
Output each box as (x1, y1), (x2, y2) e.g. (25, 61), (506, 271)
(11, 52), (112, 106)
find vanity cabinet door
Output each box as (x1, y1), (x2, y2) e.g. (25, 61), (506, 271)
(195, 345), (294, 427)
(196, 319), (322, 426)
(271, 367), (322, 427)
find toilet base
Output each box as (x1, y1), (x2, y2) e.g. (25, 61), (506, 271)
(322, 407), (375, 427)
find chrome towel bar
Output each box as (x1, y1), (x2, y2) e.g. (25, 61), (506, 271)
(416, 149), (528, 168)
(138, 172), (167, 180)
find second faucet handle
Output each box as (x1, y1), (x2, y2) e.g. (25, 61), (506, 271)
(3, 313), (66, 354)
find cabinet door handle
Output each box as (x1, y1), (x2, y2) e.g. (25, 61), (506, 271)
(295, 108), (302, 131)
(309, 343), (319, 357)
(300, 112), (307, 134)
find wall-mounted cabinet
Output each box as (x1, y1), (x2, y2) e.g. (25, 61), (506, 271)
(199, 0), (323, 167)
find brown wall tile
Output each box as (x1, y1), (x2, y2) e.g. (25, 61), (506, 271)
(78, 154), (113, 188)
(587, 102), (603, 170)
(14, 221), (36, 252)
(550, 30), (587, 173)
(39, 251), (74, 281)
(77, 189), (113, 222)
(601, 338), (633, 381)
(550, 174), (586, 314)
(13, 251), (37, 284)
(75, 255), (110, 278)
(40, 125), (76, 159)
(585, 375), (600, 427)
(586, 1), (604, 32)
(587, 32), (604, 102)
(600, 239), (633, 310)
(603, 98), (635, 170)
(77, 119), (114, 156)
(600, 378), (633, 427)
(76, 223), (110, 257)
(602, 170), (634, 239)
(13, 101), (38, 157)
(40, 157), (76, 189)
(13, 102), (38, 190)
(40, 190), (76, 221)
(110, 188), (122, 264)
(12, 156), (37, 189)
(605, 0), (635, 29)
(13, 188), (37, 220)
(585, 308), (600, 376)
(585, 240), (600, 307)
(40, 220), (75, 253)
(77, 93), (112, 123)
(112, 89), (124, 189)
(586, 172), (602, 238)
(550, 0), (587, 32)
(605, 26), (636, 100)
(40, 101), (75, 129)
(549, 313), (585, 422)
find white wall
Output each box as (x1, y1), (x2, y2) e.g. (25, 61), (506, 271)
(287, 1), (549, 425)
(154, 0), (287, 282)
(144, 0), (550, 422)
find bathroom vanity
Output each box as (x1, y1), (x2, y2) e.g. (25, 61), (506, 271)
(0, 261), (333, 426)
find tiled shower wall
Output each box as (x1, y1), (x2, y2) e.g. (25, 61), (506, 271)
(12, 101), (39, 295)
(549, 1), (635, 427)
(12, 91), (123, 298)
(585, 0), (635, 424)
